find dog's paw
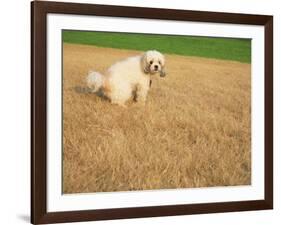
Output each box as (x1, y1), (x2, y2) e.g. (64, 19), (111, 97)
(111, 100), (127, 108)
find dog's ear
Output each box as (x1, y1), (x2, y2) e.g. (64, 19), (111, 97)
(160, 60), (166, 77)
(141, 53), (150, 74)
(160, 67), (166, 77)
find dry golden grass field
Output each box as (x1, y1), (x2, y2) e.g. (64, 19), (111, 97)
(63, 43), (251, 194)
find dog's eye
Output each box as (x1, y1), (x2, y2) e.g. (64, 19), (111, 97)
(159, 61), (161, 65)
(149, 60), (153, 64)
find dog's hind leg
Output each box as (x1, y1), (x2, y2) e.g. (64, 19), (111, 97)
(108, 84), (131, 107)
(110, 94), (128, 107)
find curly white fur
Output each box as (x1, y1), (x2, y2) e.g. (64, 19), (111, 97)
(87, 50), (166, 106)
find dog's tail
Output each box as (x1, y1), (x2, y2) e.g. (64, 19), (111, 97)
(86, 71), (105, 92)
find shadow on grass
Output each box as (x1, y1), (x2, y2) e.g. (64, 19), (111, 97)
(74, 86), (108, 101)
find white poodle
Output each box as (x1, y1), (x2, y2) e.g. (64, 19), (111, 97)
(86, 50), (166, 106)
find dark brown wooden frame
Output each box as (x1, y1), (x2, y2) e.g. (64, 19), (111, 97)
(31, 1), (273, 224)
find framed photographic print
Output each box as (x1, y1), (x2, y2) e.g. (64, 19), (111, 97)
(31, 1), (273, 224)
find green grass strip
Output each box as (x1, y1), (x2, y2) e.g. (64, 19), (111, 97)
(63, 30), (251, 63)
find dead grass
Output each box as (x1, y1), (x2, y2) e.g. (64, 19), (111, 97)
(63, 43), (251, 193)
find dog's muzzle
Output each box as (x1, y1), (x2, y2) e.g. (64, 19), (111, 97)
(154, 65), (159, 71)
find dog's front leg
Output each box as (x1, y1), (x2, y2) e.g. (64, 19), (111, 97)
(135, 84), (149, 105)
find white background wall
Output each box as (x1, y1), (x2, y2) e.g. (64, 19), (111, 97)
(0, 0), (280, 224)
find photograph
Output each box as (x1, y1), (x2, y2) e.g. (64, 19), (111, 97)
(31, 1), (273, 223)
(62, 30), (252, 194)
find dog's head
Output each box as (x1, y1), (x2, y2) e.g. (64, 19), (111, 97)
(141, 50), (166, 77)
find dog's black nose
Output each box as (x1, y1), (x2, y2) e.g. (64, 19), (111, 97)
(154, 65), (158, 70)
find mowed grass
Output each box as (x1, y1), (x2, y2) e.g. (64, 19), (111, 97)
(63, 30), (251, 63)
(63, 44), (251, 193)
